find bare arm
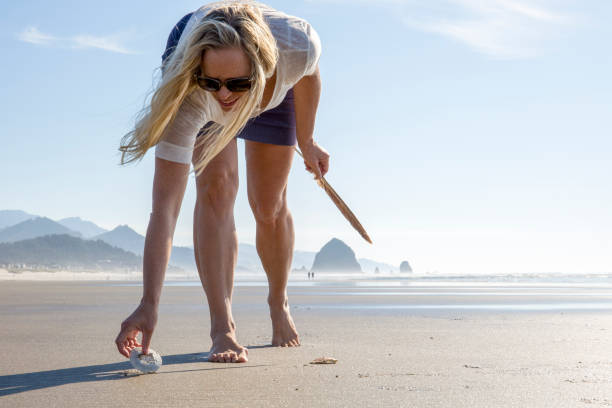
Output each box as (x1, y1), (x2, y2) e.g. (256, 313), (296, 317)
(141, 157), (190, 304)
(293, 66), (329, 179)
(115, 157), (190, 357)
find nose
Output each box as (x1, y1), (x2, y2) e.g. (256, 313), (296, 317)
(217, 86), (232, 101)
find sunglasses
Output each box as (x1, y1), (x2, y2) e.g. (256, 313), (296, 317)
(193, 73), (253, 92)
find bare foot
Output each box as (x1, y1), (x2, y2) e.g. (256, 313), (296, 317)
(208, 332), (248, 363)
(269, 297), (300, 347)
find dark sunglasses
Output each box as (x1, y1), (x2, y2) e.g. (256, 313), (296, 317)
(193, 73), (253, 92)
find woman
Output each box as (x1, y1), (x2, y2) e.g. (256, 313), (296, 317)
(115, 1), (329, 363)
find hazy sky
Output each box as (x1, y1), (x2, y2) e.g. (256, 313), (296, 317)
(1, 0), (610, 274)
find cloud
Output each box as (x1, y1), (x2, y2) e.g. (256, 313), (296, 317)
(18, 26), (58, 45)
(310, 0), (574, 59)
(17, 26), (135, 54)
(401, 0), (571, 58)
(71, 35), (133, 54)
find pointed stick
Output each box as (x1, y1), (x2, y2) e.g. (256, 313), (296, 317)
(295, 148), (372, 244)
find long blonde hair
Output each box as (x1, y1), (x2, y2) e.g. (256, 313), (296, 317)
(119, 1), (278, 175)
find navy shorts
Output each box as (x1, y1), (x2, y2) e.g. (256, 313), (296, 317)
(163, 13), (297, 146)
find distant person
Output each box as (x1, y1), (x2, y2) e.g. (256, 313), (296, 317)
(115, 1), (328, 363)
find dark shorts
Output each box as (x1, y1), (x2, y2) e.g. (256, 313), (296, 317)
(163, 12), (297, 146)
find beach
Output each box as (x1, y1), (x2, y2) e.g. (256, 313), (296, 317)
(1, 279), (611, 407)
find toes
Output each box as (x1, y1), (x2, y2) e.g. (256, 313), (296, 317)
(237, 351), (248, 363)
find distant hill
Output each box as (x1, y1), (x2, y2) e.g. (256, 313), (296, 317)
(92, 225), (197, 271)
(58, 217), (108, 238)
(0, 234), (141, 270)
(311, 238), (362, 273)
(234, 243), (316, 273)
(359, 258), (398, 274)
(92, 225), (143, 255)
(292, 249), (316, 271)
(0, 217), (81, 243)
(0, 210), (38, 230)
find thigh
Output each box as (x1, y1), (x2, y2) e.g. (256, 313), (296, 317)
(245, 140), (294, 207)
(193, 138), (239, 194)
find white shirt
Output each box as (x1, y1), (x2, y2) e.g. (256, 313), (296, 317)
(155, 2), (322, 164)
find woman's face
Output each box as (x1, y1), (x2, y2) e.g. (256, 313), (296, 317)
(200, 47), (251, 111)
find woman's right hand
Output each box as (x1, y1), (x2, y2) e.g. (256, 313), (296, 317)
(115, 301), (158, 358)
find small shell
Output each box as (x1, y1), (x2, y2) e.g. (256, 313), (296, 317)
(310, 357), (338, 364)
(130, 348), (162, 373)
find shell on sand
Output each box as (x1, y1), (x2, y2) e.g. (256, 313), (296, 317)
(310, 357), (338, 364)
(129, 348), (163, 373)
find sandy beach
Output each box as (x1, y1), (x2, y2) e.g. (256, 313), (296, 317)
(1, 279), (611, 407)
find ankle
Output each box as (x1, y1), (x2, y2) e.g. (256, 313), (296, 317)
(268, 293), (289, 310)
(210, 318), (236, 337)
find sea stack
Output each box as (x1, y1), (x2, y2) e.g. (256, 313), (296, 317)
(400, 261), (412, 273)
(311, 238), (362, 273)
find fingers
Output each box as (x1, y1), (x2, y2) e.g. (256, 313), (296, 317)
(304, 161), (322, 180)
(115, 329), (132, 359)
(141, 329), (152, 355)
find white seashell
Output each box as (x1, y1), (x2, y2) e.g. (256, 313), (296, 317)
(130, 348), (162, 373)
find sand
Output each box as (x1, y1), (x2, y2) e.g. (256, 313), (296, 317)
(1, 281), (611, 407)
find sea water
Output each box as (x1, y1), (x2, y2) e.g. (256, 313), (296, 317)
(111, 273), (612, 312)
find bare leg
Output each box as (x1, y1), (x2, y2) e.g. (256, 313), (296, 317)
(245, 140), (300, 347)
(193, 139), (248, 363)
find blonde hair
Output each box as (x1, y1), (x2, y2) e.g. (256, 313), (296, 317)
(119, 1), (278, 176)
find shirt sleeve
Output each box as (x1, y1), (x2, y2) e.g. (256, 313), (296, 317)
(303, 22), (321, 77)
(154, 90), (208, 164)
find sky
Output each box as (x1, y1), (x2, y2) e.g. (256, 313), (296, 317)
(1, 0), (611, 275)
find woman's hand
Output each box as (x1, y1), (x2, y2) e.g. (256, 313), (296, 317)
(300, 141), (330, 180)
(115, 301), (158, 358)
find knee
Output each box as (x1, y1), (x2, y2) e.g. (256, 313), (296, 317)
(197, 172), (238, 218)
(250, 197), (288, 225)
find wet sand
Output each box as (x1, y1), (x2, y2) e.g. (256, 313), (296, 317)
(1, 280), (611, 407)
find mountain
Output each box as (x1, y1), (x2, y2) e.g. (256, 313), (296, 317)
(0, 234), (141, 270)
(92, 225), (144, 255)
(58, 217), (108, 238)
(0, 210), (38, 230)
(311, 238), (362, 273)
(0, 217), (81, 243)
(92, 225), (196, 271)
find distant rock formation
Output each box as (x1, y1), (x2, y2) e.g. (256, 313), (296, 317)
(291, 265), (308, 274)
(310, 238), (362, 273)
(358, 258), (397, 274)
(400, 261), (412, 273)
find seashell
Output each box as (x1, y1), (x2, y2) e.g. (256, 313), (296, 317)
(130, 348), (162, 373)
(310, 357), (338, 364)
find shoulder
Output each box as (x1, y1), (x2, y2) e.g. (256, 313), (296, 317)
(261, 7), (320, 52)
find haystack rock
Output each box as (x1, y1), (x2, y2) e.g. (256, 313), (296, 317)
(400, 261), (412, 273)
(310, 238), (362, 273)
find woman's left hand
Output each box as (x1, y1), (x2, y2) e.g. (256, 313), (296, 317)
(299, 141), (330, 180)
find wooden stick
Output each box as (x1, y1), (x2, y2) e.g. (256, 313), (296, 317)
(295, 148), (372, 244)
